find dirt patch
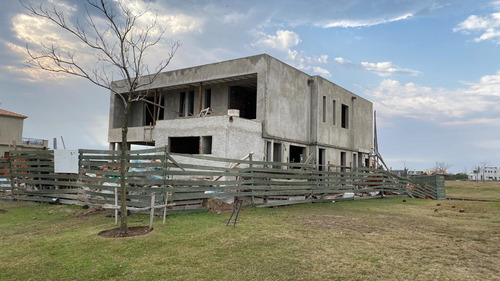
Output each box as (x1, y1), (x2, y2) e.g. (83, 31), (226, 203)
(0, 209), (7, 214)
(205, 198), (247, 214)
(98, 226), (153, 238)
(73, 207), (105, 217)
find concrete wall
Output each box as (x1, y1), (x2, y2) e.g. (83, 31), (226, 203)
(0, 116), (24, 155)
(263, 57), (312, 143)
(315, 77), (372, 152)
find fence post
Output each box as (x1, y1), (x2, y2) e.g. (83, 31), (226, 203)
(149, 193), (156, 230)
(114, 187), (118, 225)
(249, 153), (254, 205)
(8, 153), (15, 199)
(163, 145), (169, 188)
(163, 192), (170, 225)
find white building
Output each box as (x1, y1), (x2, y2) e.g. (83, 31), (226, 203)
(469, 167), (500, 181)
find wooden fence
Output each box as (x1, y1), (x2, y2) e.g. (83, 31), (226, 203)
(0, 147), (445, 213)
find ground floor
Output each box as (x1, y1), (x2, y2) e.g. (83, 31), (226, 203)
(109, 116), (371, 171)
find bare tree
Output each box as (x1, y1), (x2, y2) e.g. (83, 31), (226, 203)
(434, 161), (452, 175)
(400, 160), (408, 177)
(478, 160), (490, 182)
(22, 0), (179, 236)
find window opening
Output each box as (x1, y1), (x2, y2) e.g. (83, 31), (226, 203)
(322, 96), (326, 122)
(273, 142), (282, 169)
(169, 136), (212, 154)
(201, 136), (212, 154)
(332, 100), (336, 125)
(179, 92), (186, 117)
(204, 89), (212, 109)
(340, 151), (347, 172)
(341, 104), (349, 129)
(319, 148), (325, 171)
(289, 145), (305, 169)
(188, 90), (195, 116)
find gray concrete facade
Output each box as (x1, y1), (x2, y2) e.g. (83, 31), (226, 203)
(108, 54), (373, 170)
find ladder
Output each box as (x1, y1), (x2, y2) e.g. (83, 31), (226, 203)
(226, 197), (243, 227)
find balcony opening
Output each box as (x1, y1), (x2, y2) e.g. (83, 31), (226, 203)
(145, 93), (164, 126)
(229, 84), (256, 119)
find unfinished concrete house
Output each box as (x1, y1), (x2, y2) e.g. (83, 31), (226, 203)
(108, 54), (373, 170)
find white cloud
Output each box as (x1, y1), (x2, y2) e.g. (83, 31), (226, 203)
(8, 0), (201, 82)
(320, 13), (413, 28)
(285, 50), (330, 77)
(441, 118), (500, 126)
(365, 71), (500, 123)
(335, 57), (419, 76)
(360, 61), (420, 76)
(334, 57), (353, 65)
(312, 66), (331, 77)
(454, 12), (500, 44)
(252, 29), (301, 51)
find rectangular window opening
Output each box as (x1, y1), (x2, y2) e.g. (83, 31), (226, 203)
(273, 142), (282, 169)
(179, 92), (186, 117)
(341, 104), (349, 129)
(169, 136), (212, 154)
(289, 145), (306, 169)
(319, 148), (326, 171)
(322, 96), (326, 122)
(201, 136), (212, 154)
(340, 151), (347, 172)
(332, 100), (336, 125)
(204, 89), (212, 109)
(188, 91), (195, 116)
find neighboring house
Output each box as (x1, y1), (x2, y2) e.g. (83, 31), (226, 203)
(407, 170), (427, 177)
(108, 54), (373, 169)
(469, 167), (500, 181)
(0, 109), (48, 156)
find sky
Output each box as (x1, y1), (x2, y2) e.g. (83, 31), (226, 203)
(1, 0), (499, 173)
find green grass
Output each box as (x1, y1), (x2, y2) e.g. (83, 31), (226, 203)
(446, 180), (500, 200)
(1, 195), (499, 280)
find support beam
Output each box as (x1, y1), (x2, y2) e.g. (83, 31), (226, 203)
(198, 82), (203, 113)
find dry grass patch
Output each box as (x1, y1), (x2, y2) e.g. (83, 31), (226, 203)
(446, 180), (500, 200)
(0, 198), (498, 280)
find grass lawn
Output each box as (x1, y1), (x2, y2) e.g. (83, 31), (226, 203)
(446, 180), (500, 200)
(1, 194), (499, 280)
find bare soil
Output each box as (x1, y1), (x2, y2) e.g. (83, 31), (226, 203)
(205, 198), (245, 214)
(98, 226), (153, 238)
(0, 209), (7, 214)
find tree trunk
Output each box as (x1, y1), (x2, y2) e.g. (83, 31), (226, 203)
(119, 94), (132, 236)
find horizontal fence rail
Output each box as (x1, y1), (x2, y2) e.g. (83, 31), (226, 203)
(0, 147), (445, 213)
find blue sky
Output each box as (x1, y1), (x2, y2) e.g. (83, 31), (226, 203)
(1, 0), (499, 173)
